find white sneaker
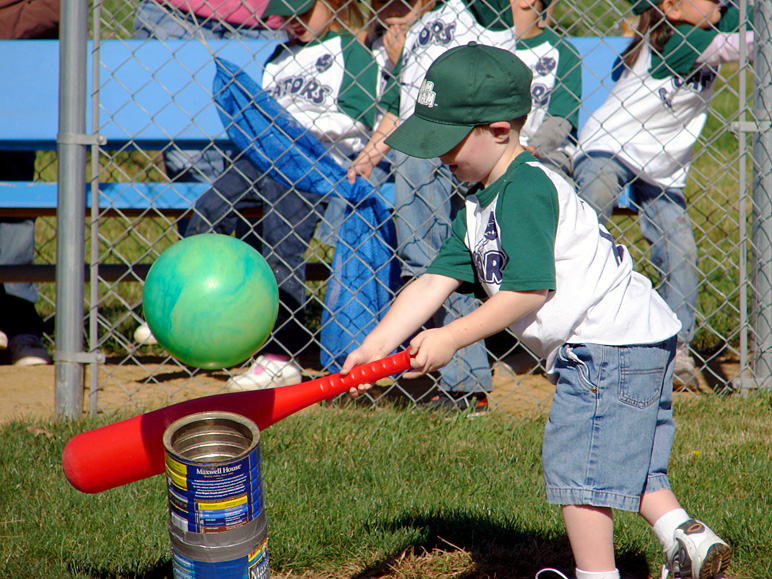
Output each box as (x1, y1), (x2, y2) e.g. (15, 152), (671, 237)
(674, 344), (699, 389)
(535, 569), (569, 579)
(664, 519), (731, 579)
(134, 322), (158, 345)
(9, 334), (52, 366)
(226, 355), (303, 391)
(0, 330), (7, 349)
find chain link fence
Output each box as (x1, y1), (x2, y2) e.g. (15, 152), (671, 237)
(30, 0), (764, 417)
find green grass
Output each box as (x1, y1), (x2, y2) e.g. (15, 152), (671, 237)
(2, 393), (771, 578)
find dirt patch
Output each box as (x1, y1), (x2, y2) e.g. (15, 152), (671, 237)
(0, 349), (741, 424)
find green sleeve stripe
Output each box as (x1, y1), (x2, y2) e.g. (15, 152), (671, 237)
(548, 37), (582, 131)
(339, 36), (379, 130)
(499, 279), (555, 292)
(464, 0), (513, 30)
(497, 167), (558, 290)
(652, 7), (741, 79)
(380, 56), (401, 116)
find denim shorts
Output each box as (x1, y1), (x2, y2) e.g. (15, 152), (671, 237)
(542, 337), (677, 512)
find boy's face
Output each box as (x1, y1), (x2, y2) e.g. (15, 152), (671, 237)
(438, 126), (504, 185)
(286, 1), (333, 42)
(511, 0), (543, 39)
(666, 0), (721, 28)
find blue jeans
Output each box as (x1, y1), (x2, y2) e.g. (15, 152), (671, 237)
(132, 0), (286, 183)
(574, 153), (698, 346)
(184, 157), (319, 356)
(392, 151), (492, 393)
(543, 338), (677, 512)
(0, 150), (45, 338)
(0, 217), (42, 338)
(0, 218), (37, 305)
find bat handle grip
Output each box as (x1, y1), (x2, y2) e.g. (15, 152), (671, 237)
(315, 350), (413, 397)
(342, 349), (413, 387)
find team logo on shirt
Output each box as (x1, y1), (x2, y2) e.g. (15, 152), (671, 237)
(473, 213), (507, 285)
(484, 213), (497, 240)
(268, 75), (333, 105)
(534, 56), (556, 76)
(315, 53), (333, 73)
(531, 83), (551, 107)
(415, 20), (456, 47)
(658, 67), (717, 108)
(417, 80), (437, 108)
(407, 19), (455, 61)
(474, 249), (507, 285)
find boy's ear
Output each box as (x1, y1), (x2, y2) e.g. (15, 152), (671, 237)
(489, 121), (513, 142)
(659, 0), (679, 18)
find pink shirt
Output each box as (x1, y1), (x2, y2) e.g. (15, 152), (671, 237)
(161, 0), (283, 28)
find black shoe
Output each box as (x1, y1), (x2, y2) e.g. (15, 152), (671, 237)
(423, 390), (489, 415)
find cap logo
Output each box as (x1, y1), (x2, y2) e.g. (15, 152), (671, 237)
(416, 79), (437, 108)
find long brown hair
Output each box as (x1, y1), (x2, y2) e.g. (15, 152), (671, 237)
(324, 0), (367, 35)
(620, 6), (675, 70)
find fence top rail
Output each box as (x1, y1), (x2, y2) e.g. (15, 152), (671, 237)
(0, 36), (630, 152)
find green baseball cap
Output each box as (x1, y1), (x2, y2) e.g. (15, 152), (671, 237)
(385, 42), (533, 159)
(628, 0), (658, 15)
(263, 0), (314, 16)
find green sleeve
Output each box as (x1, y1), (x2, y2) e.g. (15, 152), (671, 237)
(548, 35), (582, 131)
(379, 56), (401, 117)
(339, 36), (379, 130)
(653, 7), (741, 79)
(496, 173), (558, 292)
(462, 0), (513, 30)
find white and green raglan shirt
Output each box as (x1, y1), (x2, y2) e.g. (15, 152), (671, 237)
(379, 0), (517, 121)
(516, 28), (581, 156)
(576, 7), (749, 189)
(263, 31), (379, 165)
(426, 153), (681, 371)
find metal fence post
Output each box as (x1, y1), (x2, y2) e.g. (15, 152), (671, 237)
(752, 0), (772, 390)
(54, 0), (89, 417)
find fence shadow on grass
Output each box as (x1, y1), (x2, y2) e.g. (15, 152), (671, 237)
(354, 511), (652, 579)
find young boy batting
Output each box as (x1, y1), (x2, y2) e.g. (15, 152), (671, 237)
(341, 43), (731, 579)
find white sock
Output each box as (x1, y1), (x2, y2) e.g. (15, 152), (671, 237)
(575, 569), (620, 579)
(652, 508), (690, 553)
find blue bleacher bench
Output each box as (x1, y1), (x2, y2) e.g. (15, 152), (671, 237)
(0, 38), (277, 223)
(0, 36), (632, 283)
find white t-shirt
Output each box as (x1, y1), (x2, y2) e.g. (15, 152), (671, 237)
(263, 32), (378, 164)
(576, 7), (748, 189)
(428, 153), (681, 371)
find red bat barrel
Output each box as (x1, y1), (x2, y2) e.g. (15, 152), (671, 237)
(62, 351), (411, 494)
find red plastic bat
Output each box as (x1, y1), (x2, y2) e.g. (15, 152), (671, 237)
(62, 350), (411, 494)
